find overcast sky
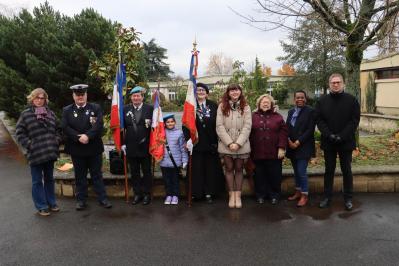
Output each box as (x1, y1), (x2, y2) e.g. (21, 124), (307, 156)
(0, 0), (292, 78)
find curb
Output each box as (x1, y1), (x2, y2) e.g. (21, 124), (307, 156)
(2, 111), (399, 198)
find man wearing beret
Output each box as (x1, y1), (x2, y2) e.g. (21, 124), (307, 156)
(122, 86), (154, 205)
(61, 84), (112, 210)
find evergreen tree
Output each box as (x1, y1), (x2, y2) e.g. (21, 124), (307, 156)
(142, 38), (172, 81)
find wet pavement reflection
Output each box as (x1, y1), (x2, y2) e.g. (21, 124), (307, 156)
(1, 119), (399, 265)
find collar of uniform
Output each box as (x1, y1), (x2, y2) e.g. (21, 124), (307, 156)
(133, 103), (143, 111)
(75, 103), (87, 109)
(198, 99), (206, 108)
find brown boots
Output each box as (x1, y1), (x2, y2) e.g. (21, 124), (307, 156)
(297, 194), (308, 207)
(288, 190), (301, 201)
(228, 191), (242, 208)
(288, 190), (308, 207)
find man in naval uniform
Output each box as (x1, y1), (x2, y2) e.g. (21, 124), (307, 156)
(122, 86), (154, 205)
(61, 84), (112, 210)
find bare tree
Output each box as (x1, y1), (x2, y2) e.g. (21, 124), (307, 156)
(205, 52), (234, 75)
(232, 0), (399, 99)
(378, 0), (399, 55)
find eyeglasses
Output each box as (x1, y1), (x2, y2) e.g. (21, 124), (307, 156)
(197, 88), (206, 92)
(330, 81), (342, 84)
(35, 97), (46, 100)
(74, 92), (86, 96)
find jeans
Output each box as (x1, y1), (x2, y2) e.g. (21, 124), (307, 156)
(254, 159), (282, 200)
(290, 159), (309, 194)
(71, 154), (107, 203)
(323, 149), (353, 200)
(30, 161), (57, 211)
(161, 167), (180, 196)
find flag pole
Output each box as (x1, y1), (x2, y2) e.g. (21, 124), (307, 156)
(151, 77), (161, 200)
(118, 31), (129, 203)
(187, 38), (197, 208)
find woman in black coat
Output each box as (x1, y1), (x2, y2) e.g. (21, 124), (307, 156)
(183, 83), (223, 203)
(16, 88), (62, 216)
(286, 90), (315, 207)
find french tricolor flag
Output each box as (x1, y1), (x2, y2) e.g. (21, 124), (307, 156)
(110, 63), (126, 152)
(149, 89), (166, 162)
(182, 50), (199, 144)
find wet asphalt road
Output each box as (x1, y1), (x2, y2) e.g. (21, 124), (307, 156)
(1, 122), (399, 265)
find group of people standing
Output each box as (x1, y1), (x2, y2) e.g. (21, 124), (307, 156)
(15, 72), (360, 216)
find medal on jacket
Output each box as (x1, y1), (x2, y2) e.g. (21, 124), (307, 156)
(73, 110), (78, 117)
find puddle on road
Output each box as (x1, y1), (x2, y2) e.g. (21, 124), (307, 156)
(289, 199), (362, 221)
(0, 122), (26, 163)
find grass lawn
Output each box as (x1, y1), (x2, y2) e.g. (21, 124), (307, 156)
(284, 133), (399, 169)
(55, 133), (399, 172)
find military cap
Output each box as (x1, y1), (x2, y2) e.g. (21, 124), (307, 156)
(163, 114), (175, 122)
(70, 84), (88, 93)
(196, 82), (209, 94)
(129, 86), (145, 95)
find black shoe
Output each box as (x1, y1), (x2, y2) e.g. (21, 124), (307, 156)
(319, 198), (331, 208)
(256, 197), (265, 204)
(131, 195), (143, 205)
(99, 199), (112, 209)
(76, 201), (87, 211)
(344, 200), (353, 211)
(271, 198), (278, 205)
(205, 194), (213, 204)
(142, 194), (151, 205)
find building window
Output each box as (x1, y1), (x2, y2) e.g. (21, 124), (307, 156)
(169, 91), (176, 101)
(376, 68), (399, 79)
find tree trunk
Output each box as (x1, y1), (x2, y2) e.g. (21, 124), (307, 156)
(345, 45), (363, 102)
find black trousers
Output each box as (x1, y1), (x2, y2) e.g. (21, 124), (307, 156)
(128, 156), (152, 195)
(71, 153), (107, 202)
(190, 151), (223, 198)
(323, 149), (353, 200)
(254, 159), (282, 200)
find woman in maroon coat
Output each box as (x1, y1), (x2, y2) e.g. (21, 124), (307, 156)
(250, 94), (288, 205)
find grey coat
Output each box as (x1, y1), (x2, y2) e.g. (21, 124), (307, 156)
(160, 127), (188, 168)
(16, 106), (62, 165)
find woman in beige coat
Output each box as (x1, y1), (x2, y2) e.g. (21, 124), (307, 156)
(216, 84), (252, 208)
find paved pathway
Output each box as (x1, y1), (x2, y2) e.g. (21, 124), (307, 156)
(1, 118), (399, 265)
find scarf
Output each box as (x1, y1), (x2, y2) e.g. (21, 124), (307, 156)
(34, 106), (52, 120)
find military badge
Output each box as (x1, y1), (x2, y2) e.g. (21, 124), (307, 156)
(90, 116), (97, 125)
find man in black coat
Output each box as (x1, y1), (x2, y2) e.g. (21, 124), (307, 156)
(122, 86), (154, 205)
(286, 90), (315, 207)
(62, 84), (112, 210)
(183, 82), (223, 203)
(315, 74), (360, 211)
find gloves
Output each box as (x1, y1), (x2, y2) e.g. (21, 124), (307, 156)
(328, 134), (342, 144)
(277, 148), (285, 159)
(182, 163), (187, 169)
(121, 145), (126, 155)
(186, 139), (193, 155)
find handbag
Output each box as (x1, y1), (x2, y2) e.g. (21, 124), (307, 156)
(165, 140), (184, 179)
(109, 149), (124, 175)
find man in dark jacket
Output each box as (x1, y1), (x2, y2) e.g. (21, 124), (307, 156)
(286, 90), (315, 207)
(62, 84), (112, 210)
(183, 82), (223, 203)
(315, 74), (360, 211)
(122, 86), (154, 205)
